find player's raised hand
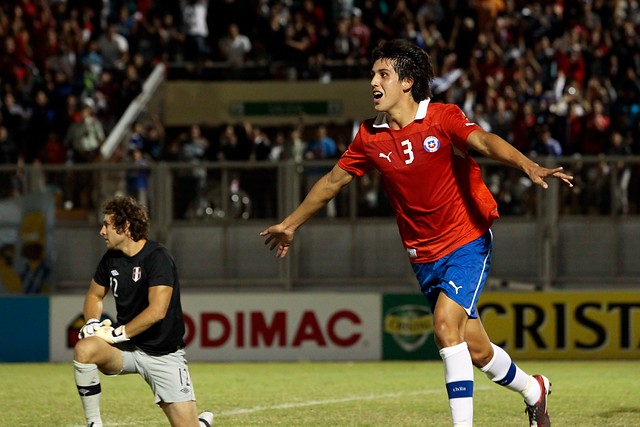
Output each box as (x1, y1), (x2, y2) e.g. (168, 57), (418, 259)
(78, 318), (112, 339)
(95, 324), (129, 344)
(260, 224), (294, 258)
(528, 165), (574, 189)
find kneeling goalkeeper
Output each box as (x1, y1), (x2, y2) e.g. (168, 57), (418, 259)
(73, 195), (213, 427)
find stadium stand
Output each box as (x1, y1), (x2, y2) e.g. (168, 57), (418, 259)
(0, 0), (639, 218)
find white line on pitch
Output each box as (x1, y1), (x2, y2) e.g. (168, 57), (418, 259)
(66, 386), (492, 425)
(219, 386), (491, 416)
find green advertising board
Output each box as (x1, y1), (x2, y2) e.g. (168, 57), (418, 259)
(229, 101), (342, 117)
(382, 294), (440, 360)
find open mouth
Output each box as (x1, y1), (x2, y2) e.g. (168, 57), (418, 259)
(373, 91), (383, 99)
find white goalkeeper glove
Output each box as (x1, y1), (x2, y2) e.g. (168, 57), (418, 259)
(95, 324), (129, 344)
(78, 318), (112, 339)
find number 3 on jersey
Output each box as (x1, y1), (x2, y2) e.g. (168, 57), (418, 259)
(401, 139), (414, 164)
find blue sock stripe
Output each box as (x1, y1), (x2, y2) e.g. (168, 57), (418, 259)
(446, 380), (474, 398)
(496, 362), (517, 386)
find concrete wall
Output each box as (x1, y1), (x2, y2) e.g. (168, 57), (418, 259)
(162, 80), (373, 126)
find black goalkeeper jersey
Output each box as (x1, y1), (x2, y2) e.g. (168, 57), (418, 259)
(94, 240), (186, 355)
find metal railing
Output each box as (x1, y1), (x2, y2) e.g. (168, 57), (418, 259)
(2, 154), (640, 292)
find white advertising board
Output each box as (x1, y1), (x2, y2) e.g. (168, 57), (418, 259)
(50, 293), (381, 362)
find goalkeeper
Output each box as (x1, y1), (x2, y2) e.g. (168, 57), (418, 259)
(73, 196), (213, 427)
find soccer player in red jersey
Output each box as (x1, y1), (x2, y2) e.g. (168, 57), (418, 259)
(261, 39), (573, 426)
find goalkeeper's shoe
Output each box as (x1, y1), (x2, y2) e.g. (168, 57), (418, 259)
(525, 374), (551, 427)
(198, 411), (214, 427)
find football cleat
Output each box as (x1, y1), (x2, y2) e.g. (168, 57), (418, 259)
(198, 411), (214, 427)
(525, 374), (551, 427)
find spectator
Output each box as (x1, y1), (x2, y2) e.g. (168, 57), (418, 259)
(180, 124), (210, 165)
(282, 12), (312, 77)
(159, 12), (187, 63)
(533, 126), (563, 157)
(306, 125), (337, 160)
(268, 130), (287, 161)
(128, 121), (146, 152)
(64, 104), (105, 164)
(0, 125), (20, 198)
(179, 123), (210, 190)
(173, 125), (210, 219)
(289, 127), (307, 164)
(489, 96), (515, 142)
(182, 0), (210, 63)
(217, 124), (251, 161)
(97, 19), (129, 71)
(330, 17), (356, 64)
(138, 11), (185, 64)
(26, 90), (56, 163)
(41, 131), (67, 165)
(218, 23), (252, 67)
(304, 125), (338, 217)
(582, 99), (611, 155)
(1, 92), (30, 158)
(349, 8), (371, 62)
(247, 124), (275, 217)
(142, 115), (166, 161)
(126, 149), (151, 207)
(608, 131), (633, 214)
(114, 4), (140, 40)
(512, 101), (538, 154)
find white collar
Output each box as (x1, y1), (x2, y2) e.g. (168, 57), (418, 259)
(372, 98), (431, 128)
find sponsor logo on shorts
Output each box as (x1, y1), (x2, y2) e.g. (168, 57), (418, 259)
(448, 280), (462, 294)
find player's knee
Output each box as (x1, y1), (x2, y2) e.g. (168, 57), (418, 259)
(433, 322), (463, 348)
(469, 346), (493, 367)
(73, 337), (102, 363)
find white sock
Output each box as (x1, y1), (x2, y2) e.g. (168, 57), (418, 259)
(440, 342), (474, 426)
(73, 360), (103, 427)
(480, 343), (530, 391)
(522, 375), (543, 406)
(198, 411), (214, 427)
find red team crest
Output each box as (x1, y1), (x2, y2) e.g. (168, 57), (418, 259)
(132, 266), (142, 282)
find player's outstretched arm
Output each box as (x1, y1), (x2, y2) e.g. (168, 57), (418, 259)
(467, 129), (574, 189)
(260, 164), (354, 258)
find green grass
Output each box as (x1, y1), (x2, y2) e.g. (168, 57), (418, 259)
(1, 361), (639, 426)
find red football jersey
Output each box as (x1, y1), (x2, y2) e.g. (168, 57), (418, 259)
(338, 100), (499, 263)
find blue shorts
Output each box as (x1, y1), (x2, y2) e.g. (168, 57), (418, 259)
(411, 229), (493, 319)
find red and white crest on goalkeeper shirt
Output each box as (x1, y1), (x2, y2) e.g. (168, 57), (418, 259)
(132, 266), (142, 282)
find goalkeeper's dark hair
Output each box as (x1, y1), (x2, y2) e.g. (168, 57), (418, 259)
(103, 196), (150, 241)
(371, 39), (434, 102)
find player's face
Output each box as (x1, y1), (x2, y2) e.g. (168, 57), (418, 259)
(100, 214), (127, 251)
(370, 59), (405, 112)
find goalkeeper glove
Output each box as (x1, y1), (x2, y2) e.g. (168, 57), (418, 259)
(78, 318), (112, 339)
(95, 324), (129, 344)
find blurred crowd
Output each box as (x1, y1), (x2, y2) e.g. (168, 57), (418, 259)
(0, 0), (639, 215)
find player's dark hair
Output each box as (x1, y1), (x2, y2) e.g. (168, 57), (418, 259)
(103, 196), (150, 241)
(372, 39), (434, 102)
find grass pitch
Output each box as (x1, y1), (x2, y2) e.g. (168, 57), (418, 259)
(1, 360), (639, 426)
